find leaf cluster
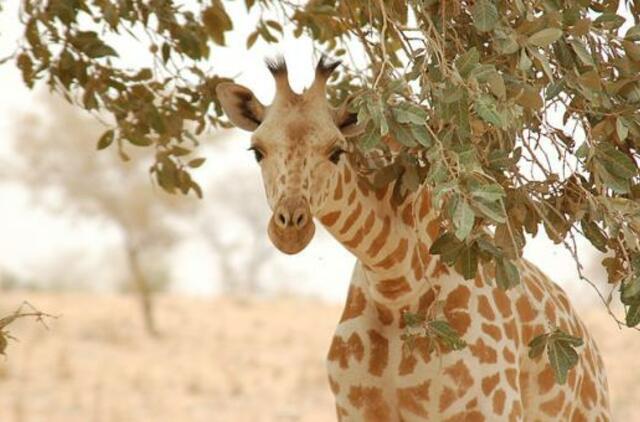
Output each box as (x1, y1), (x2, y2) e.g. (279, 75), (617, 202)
(16, 0), (236, 197)
(528, 327), (584, 384)
(280, 0), (640, 331)
(401, 311), (467, 356)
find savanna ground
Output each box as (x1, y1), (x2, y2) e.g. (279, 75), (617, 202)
(0, 292), (638, 422)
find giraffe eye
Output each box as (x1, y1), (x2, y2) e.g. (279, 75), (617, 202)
(329, 147), (346, 164)
(248, 146), (264, 163)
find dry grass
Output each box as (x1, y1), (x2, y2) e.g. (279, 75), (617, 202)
(0, 292), (637, 421)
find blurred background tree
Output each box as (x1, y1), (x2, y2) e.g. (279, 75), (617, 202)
(2, 0), (640, 330)
(6, 95), (197, 335)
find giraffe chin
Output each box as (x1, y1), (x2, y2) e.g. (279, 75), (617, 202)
(267, 218), (316, 255)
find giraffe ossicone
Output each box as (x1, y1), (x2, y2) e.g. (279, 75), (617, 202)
(216, 56), (611, 421)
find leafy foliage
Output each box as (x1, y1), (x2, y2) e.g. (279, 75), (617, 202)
(14, 0), (235, 197)
(5, 0), (640, 373)
(528, 328), (584, 384)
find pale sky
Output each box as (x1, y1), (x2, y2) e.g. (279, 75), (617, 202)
(0, 2), (608, 305)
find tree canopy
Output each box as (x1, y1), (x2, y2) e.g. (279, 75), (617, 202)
(5, 0), (640, 378)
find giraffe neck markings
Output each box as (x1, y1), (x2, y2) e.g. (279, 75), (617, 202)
(318, 161), (442, 307)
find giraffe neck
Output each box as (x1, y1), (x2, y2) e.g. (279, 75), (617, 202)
(318, 160), (447, 308)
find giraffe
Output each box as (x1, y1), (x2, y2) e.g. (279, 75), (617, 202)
(216, 57), (611, 422)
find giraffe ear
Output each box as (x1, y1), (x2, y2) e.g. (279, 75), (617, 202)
(334, 97), (365, 138)
(216, 82), (266, 132)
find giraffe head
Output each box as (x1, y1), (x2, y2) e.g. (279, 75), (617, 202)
(216, 57), (363, 254)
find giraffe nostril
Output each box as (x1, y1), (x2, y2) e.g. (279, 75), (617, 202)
(295, 213), (306, 228)
(277, 211), (288, 228)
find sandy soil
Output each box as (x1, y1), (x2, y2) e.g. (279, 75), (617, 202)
(0, 292), (638, 422)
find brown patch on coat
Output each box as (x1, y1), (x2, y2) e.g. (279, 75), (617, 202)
(493, 288), (512, 318)
(339, 285), (367, 323)
(444, 359), (474, 397)
(348, 385), (391, 422)
(492, 388), (506, 415)
(336, 405), (349, 421)
(328, 376), (340, 394)
(443, 285), (472, 336)
(340, 202), (362, 234)
(482, 323), (502, 342)
(327, 333), (364, 368)
(320, 211), (340, 226)
(419, 193), (432, 219)
(541, 390), (566, 417)
(333, 176), (343, 200)
(343, 166), (352, 184)
(417, 288), (436, 314)
(544, 300), (557, 323)
(374, 238), (409, 269)
(469, 338), (498, 364)
(366, 216), (391, 258)
(571, 409), (588, 422)
(521, 324), (545, 346)
(396, 381), (430, 418)
(515, 296), (537, 323)
(401, 202), (414, 226)
(375, 303), (394, 326)
(411, 247), (425, 280)
(481, 373), (500, 395)
(343, 228), (364, 249)
(439, 386), (456, 412)
(579, 374), (598, 409)
(356, 178), (370, 197)
(509, 400), (523, 421)
(502, 346), (515, 364)
(525, 276), (545, 301)
(367, 330), (389, 377)
(537, 366), (555, 395)
(345, 189), (356, 206)
(426, 218), (440, 241)
(477, 295), (496, 321)
(505, 368), (518, 390)
(376, 276), (411, 300)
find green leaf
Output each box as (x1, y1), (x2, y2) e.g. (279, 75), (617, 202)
(474, 95), (505, 128)
(527, 28), (563, 48)
(626, 304), (640, 327)
(616, 117), (629, 141)
(455, 244), (478, 280)
(453, 198), (475, 240)
(188, 157), (206, 168)
(455, 47), (480, 77)
(472, 0), (498, 33)
(430, 233), (464, 264)
(595, 142), (637, 180)
(360, 127), (382, 151)
(580, 220), (608, 253)
(547, 331), (582, 385)
(161, 43), (171, 63)
(528, 333), (549, 359)
(621, 275), (640, 305)
(403, 311), (425, 327)
(410, 125), (432, 148)
(569, 40), (594, 66)
(427, 320), (467, 350)
(96, 129), (115, 150)
(530, 329), (583, 385)
(495, 258), (520, 290)
(126, 133), (153, 147)
(393, 103), (427, 126)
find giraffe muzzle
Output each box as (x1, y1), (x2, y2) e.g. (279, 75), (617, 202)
(268, 197), (315, 254)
